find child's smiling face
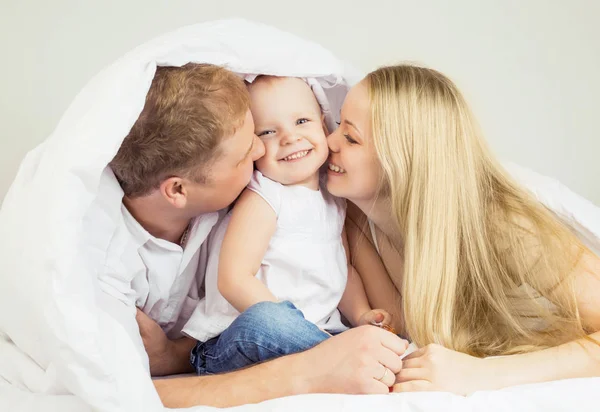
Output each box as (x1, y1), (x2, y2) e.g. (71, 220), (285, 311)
(249, 76), (329, 189)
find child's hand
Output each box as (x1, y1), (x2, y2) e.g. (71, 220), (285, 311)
(358, 308), (393, 328)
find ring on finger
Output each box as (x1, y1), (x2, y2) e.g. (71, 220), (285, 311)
(377, 367), (389, 382)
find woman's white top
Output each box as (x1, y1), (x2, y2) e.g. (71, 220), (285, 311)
(368, 219), (381, 254)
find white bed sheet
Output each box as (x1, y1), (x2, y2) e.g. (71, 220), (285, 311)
(197, 378), (600, 412)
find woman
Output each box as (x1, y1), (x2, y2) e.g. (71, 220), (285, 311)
(326, 64), (600, 395)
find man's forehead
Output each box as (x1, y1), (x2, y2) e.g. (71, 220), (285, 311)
(220, 111), (254, 154)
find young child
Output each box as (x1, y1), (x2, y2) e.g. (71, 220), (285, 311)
(186, 76), (392, 375)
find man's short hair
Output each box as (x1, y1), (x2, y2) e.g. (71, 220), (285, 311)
(110, 63), (249, 197)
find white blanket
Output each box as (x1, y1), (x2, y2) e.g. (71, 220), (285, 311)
(1, 18), (599, 412)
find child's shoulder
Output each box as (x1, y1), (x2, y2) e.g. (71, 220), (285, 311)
(248, 170), (283, 193)
(246, 170), (283, 215)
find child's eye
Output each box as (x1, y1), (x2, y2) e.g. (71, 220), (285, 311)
(344, 134), (358, 145)
(257, 130), (275, 137)
(296, 118), (309, 125)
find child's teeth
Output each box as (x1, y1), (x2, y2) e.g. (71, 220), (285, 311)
(285, 150), (309, 161)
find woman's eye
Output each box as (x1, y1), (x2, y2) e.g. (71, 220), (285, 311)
(258, 130), (274, 137)
(344, 134), (358, 145)
(296, 118), (309, 125)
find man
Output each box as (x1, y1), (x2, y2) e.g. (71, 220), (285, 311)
(107, 63), (407, 408)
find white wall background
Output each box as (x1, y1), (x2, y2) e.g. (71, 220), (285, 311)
(1, 0), (598, 204)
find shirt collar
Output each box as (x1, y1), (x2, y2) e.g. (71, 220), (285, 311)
(121, 204), (219, 252)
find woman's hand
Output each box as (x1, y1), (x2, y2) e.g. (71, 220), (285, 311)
(392, 344), (491, 395)
(358, 309), (393, 328)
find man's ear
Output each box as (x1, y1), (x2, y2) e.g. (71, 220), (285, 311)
(159, 176), (187, 209)
(321, 114), (330, 135)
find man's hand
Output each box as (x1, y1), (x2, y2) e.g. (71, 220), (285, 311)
(135, 308), (194, 376)
(294, 325), (408, 393)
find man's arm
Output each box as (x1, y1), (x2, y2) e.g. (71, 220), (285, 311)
(152, 325), (409, 408)
(153, 353), (308, 408)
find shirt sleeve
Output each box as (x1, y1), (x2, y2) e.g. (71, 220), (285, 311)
(246, 170), (283, 216)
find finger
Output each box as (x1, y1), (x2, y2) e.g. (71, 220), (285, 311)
(135, 308), (160, 338)
(392, 380), (432, 393)
(380, 311), (393, 326)
(361, 379), (391, 395)
(395, 367), (429, 383)
(135, 308), (150, 332)
(400, 357), (425, 370)
(135, 307), (152, 324)
(379, 331), (409, 356)
(363, 311), (379, 325)
(371, 365), (396, 387)
(403, 346), (427, 360)
(375, 346), (403, 374)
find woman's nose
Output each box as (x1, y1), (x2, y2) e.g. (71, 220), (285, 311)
(327, 129), (340, 152)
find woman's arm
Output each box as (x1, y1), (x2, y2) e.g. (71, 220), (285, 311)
(395, 250), (600, 394)
(344, 204), (404, 332)
(483, 250), (600, 387)
(217, 188), (278, 313)
(338, 228), (374, 326)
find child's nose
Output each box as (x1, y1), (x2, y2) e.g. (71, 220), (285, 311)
(280, 129), (301, 145)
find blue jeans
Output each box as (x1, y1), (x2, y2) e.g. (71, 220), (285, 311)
(191, 301), (330, 375)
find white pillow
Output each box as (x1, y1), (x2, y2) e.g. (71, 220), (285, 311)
(505, 162), (600, 256)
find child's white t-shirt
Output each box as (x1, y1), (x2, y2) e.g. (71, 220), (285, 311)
(182, 170), (349, 342)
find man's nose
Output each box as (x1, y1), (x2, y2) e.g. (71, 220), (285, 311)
(252, 135), (266, 160)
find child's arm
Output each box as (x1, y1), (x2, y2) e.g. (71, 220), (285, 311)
(218, 188), (278, 313)
(338, 228), (381, 326)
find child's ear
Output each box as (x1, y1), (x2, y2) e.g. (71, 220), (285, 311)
(321, 114), (329, 135)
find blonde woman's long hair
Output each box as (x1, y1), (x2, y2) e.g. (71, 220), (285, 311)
(366, 65), (588, 356)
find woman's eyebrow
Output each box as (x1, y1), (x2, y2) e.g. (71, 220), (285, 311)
(344, 119), (363, 136)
